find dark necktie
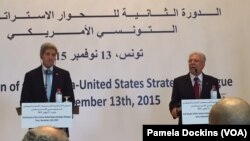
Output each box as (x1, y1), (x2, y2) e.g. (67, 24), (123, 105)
(193, 77), (199, 99)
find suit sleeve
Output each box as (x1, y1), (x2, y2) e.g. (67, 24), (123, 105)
(20, 73), (32, 104)
(169, 78), (181, 111)
(64, 71), (75, 105)
(214, 78), (221, 98)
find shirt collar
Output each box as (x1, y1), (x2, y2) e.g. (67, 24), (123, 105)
(42, 65), (54, 73)
(190, 73), (203, 82)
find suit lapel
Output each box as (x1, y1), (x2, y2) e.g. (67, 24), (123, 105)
(201, 74), (209, 98)
(37, 66), (48, 101)
(51, 66), (59, 102)
(185, 74), (196, 98)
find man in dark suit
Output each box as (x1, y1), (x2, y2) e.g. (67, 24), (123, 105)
(20, 42), (75, 136)
(169, 51), (220, 124)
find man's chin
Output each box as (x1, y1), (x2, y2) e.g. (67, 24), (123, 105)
(43, 64), (54, 68)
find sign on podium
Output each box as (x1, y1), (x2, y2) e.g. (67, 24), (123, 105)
(21, 102), (73, 128)
(181, 99), (219, 124)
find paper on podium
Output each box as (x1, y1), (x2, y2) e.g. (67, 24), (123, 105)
(21, 103), (72, 128)
(181, 99), (219, 125)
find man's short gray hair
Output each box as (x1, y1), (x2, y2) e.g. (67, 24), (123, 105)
(22, 126), (69, 141)
(189, 51), (206, 64)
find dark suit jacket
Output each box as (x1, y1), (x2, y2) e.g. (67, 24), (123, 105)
(169, 73), (220, 124)
(20, 65), (75, 136)
(20, 65), (74, 103)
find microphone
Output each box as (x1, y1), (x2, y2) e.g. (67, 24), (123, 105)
(195, 68), (198, 74)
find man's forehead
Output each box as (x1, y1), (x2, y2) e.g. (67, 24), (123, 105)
(44, 49), (56, 53)
(190, 54), (200, 58)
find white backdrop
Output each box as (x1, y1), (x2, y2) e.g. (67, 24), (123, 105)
(0, 0), (250, 141)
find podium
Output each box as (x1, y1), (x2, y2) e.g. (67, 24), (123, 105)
(16, 103), (79, 128)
